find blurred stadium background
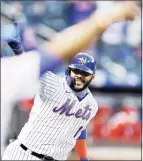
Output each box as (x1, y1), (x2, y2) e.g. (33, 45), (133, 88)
(1, 1), (142, 160)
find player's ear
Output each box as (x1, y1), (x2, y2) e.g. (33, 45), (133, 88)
(65, 68), (70, 76)
(92, 75), (95, 79)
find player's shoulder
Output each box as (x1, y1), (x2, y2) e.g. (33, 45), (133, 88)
(39, 71), (63, 88)
(42, 71), (62, 81)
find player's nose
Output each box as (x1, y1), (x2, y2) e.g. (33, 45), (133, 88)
(75, 73), (83, 78)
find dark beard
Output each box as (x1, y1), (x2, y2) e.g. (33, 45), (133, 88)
(70, 78), (92, 92)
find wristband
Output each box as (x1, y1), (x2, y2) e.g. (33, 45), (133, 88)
(80, 158), (89, 161)
(8, 41), (24, 55)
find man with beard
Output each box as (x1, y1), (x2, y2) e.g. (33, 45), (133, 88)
(2, 52), (98, 161)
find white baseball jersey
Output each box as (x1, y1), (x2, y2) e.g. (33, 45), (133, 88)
(18, 71), (98, 160)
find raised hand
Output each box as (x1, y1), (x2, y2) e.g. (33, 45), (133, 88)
(123, 1), (140, 20)
(1, 21), (24, 55)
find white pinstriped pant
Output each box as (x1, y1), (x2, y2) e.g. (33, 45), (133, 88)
(2, 140), (40, 160)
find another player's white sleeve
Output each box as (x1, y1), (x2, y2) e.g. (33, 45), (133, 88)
(1, 51), (40, 104)
(1, 51), (40, 155)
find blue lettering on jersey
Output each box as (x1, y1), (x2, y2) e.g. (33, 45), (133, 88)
(75, 109), (82, 118)
(53, 99), (91, 121)
(53, 99), (71, 114)
(66, 100), (76, 116)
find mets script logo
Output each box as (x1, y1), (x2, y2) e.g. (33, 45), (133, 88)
(53, 99), (91, 121)
(78, 57), (87, 65)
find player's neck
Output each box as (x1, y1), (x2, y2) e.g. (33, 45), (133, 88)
(74, 88), (88, 101)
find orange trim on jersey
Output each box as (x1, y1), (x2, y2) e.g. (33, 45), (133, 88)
(74, 139), (87, 159)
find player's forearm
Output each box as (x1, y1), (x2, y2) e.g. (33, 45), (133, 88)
(42, 5), (132, 59)
(74, 129), (88, 159)
(43, 2), (137, 61)
(42, 16), (104, 60)
(74, 139), (87, 159)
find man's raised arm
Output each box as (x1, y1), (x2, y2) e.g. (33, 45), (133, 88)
(43, 1), (139, 60)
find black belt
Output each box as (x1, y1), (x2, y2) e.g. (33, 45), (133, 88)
(20, 144), (56, 160)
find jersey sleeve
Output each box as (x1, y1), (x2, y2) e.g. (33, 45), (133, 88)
(77, 129), (87, 139)
(39, 71), (61, 100)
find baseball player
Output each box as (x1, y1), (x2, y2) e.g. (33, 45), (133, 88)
(2, 52), (98, 161)
(1, 1), (139, 159)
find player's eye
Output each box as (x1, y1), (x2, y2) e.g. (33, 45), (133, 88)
(81, 71), (91, 77)
(80, 71), (91, 77)
(71, 69), (91, 77)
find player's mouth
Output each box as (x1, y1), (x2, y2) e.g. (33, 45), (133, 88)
(74, 79), (84, 88)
